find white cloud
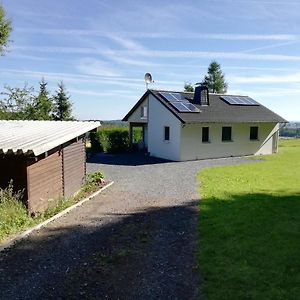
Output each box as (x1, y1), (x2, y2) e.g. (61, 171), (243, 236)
(229, 72), (300, 84)
(241, 41), (298, 53)
(108, 35), (146, 51)
(77, 58), (121, 77)
(13, 46), (300, 62)
(15, 28), (300, 41)
(107, 49), (300, 62)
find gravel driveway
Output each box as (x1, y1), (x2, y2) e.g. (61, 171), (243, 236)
(0, 153), (250, 300)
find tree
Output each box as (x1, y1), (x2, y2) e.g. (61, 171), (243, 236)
(0, 5), (12, 55)
(202, 61), (228, 93)
(184, 82), (194, 92)
(31, 78), (53, 120)
(0, 84), (35, 119)
(52, 81), (73, 120)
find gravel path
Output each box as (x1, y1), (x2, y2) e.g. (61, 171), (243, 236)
(0, 153), (250, 300)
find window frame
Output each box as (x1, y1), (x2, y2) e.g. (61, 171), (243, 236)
(202, 127), (209, 143)
(222, 126), (232, 142)
(140, 106), (147, 118)
(250, 126), (259, 140)
(200, 89), (209, 105)
(164, 126), (170, 141)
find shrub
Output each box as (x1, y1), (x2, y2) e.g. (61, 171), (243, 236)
(90, 131), (103, 152)
(0, 181), (30, 240)
(84, 171), (104, 189)
(93, 127), (130, 153)
(107, 129), (129, 153)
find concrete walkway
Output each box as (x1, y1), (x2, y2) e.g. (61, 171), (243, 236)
(0, 153), (249, 300)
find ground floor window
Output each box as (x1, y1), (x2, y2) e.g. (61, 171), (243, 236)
(164, 126), (170, 141)
(222, 126), (232, 141)
(250, 126), (258, 140)
(202, 127), (209, 142)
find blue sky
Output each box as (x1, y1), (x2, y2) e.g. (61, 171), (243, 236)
(1, 0), (300, 121)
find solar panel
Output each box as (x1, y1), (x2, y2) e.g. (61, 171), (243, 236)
(170, 93), (187, 101)
(184, 103), (200, 112)
(170, 102), (190, 112)
(159, 92), (177, 102)
(159, 92), (200, 113)
(221, 96), (259, 106)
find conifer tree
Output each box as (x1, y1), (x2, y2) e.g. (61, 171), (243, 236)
(52, 81), (73, 121)
(202, 61), (228, 93)
(32, 78), (53, 120)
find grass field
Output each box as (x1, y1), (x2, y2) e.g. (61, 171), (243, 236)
(198, 139), (300, 300)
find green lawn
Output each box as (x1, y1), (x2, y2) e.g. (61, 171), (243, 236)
(198, 139), (300, 300)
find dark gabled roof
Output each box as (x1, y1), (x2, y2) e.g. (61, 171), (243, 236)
(123, 89), (287, 124)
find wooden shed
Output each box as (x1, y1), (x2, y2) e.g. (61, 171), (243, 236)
(0, 120), (100, 215)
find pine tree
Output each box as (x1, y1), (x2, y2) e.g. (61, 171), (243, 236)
(202, 61), (228, 93)
(52, 81), (73, 121)
(32, 78), (53, 120)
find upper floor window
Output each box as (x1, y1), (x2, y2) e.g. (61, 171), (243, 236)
(202, 127), (209, 142)
(164, 126), (170, 141)
(250, 126), (258, 140)
(222, 126), (232, 141)
(141, 106), (147, 118)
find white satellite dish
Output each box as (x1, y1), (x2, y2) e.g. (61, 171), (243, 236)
(144, 73), (153, 89)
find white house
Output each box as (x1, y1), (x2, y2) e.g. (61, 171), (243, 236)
(123, 86), (287, 161)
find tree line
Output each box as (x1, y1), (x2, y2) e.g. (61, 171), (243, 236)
(0, 79), (74, 121)
(0, 6), (73, 121)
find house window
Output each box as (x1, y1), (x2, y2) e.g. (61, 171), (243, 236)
(140, 106), (147, 118)
(250, 126), (258, 140)
(164, 126), (170, 141)
(222, 126), (232, 141)
(202, 127), (209, 142)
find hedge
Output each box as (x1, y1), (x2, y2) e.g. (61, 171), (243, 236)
(90, 127), (129, 153)
(90, 127), (143, 153)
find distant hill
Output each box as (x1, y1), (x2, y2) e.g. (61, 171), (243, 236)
(82, 119), (128, 127)
(280, 122), (300, 138)
(100, 120), (128, 127)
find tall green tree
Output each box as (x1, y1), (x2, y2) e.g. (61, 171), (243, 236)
(184, 82), (194, 92)
(52, 81), (73, 121)
(31, 78), (53, 120)
(0, 84), (35, 119)
(0, 5), (12, 55)
(202, 61), (228, 93)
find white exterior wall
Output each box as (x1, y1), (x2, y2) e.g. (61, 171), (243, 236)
(147, 94), (181, 161)
(180, 122), (279, 161)
(127, 98), (148, 124)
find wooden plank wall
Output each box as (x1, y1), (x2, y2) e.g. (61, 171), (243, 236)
(0, 158), (28, 203)
(26, 150), (63, 214)
(63, 138), (86, 198)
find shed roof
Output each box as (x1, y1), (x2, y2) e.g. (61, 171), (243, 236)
(0, 120), (100, 156)
(123, 89), (287, 124)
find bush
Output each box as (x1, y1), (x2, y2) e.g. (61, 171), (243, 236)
(0, 181), (31, 240)
(90, 131), (103, 152)
(83, 171), (104, 191)
(93, 127), (130, 153)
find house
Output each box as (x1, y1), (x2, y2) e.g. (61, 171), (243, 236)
(123, 86), (287, 161)
(0, 120), (100, 215)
